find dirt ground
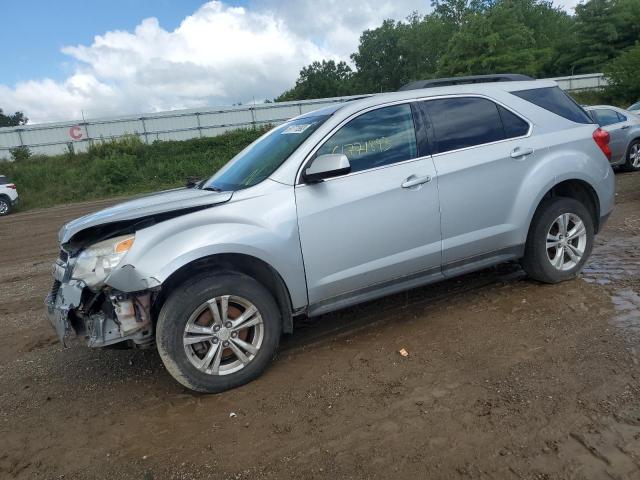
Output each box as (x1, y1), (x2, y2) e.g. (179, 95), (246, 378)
(1, 174), (639, 480)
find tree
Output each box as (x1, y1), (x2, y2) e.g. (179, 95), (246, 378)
(437, 0), (568, 77)
(604, 42), (640, 103)
(398, 12), (457, 82)
(0, 109), (28, 127)
(276, 60), (355, 102)
(350, 20), (411, 93)
(431, 0), (490, 26)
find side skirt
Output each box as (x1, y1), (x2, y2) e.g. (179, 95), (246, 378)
(306, 245), (524, 318)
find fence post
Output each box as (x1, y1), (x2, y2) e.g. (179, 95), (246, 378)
(139, 117), (149, 144)
(196, 112), (203, 138)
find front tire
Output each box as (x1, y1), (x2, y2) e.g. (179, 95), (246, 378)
(0, 197), (12, 216)
(521, 197), (594, 284)
(156, 271), (282, 393)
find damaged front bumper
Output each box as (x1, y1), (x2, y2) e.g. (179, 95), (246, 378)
(45, 254), (156, 348)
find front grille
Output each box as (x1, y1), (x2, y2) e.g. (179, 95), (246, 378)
(47, 280), (61, 304)
(58, 249), (68, 263)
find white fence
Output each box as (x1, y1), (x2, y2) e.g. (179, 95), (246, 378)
(0, 73), (606, 160)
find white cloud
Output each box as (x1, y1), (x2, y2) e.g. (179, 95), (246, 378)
(1, 0), (582, 123)
(0, 0), (427, 123)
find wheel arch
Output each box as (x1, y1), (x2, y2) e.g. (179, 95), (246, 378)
(152, 253), (295, 334)
(528, 179), (601, 239)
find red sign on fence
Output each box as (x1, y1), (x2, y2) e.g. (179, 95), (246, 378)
(69, 126), (83, 140)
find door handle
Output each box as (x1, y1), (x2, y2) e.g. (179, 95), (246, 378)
(510, 147), (534, 159)
(621, 124), (630, 130)
(401, 175), (432, 188)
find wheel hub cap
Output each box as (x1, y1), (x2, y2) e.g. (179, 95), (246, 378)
(546, 213), (587, 271)
(183, 295), (264, 376)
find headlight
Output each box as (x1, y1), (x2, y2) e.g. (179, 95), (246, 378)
(71, 234), (135, 288)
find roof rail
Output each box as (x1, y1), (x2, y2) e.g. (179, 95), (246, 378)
(398, 74), (535, 91)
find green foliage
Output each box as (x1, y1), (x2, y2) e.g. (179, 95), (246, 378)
(350, 19), (413, 93)
(439, 0), (571, 77)
(603, 42), (640, 103)
(276, 60), (355, 101)
(569, 89), (618, 107)
(0, 108), (28, 127)
(1, 128), (266, 211)
(9, 146), (31, 162)
(276, 0), (640, 97)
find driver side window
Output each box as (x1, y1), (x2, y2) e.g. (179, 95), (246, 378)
(316, 104), (418, 173)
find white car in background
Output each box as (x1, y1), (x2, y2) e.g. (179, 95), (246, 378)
(0, 175), (19, 216)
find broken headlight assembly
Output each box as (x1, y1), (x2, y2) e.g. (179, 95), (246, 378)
(71, 234), (135, 289)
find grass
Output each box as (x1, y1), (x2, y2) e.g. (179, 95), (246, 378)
(569, 89), (622, 107)
(1, 128), (266, 211)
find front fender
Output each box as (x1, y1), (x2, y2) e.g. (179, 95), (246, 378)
(105, 183), (308, 310)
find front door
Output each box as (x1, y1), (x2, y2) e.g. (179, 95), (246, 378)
(295, 103), (442, 306)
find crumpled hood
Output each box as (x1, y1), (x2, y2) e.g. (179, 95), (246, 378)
(59, 188), (232, 244)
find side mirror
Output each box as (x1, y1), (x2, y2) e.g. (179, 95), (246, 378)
(303, 154), (351, 183)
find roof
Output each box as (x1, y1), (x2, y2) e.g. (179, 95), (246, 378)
(398, 74), (534, 91)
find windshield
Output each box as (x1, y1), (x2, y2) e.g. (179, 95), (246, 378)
(629, 102), (640, 111)
(203, 115), (330, 191)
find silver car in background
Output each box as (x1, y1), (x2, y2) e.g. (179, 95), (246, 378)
(45, 76), (615, 393)
(585, 105), (640, 171)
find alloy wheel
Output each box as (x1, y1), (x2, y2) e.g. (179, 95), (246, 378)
(0, 200), (8, 215)
(630, 143), (640, 168)
(183, 295), (264, 375)
(546, 213), (587, 271)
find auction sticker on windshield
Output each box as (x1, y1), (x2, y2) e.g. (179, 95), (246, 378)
(281, 123), (315, 134)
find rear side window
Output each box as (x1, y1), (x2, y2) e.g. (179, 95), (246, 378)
(421, 97), (506, 153)
(497, 105), (530, 138)
(316, 104), (417, 173)
(0, 176), (9, 185)
(512, 86), (592, 124)
(591, 109), (623, 127)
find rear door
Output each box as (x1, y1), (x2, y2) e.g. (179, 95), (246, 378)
(416, 96), (537, 270)
(591, 108), (628, 163)
(295, 103), (442, 306)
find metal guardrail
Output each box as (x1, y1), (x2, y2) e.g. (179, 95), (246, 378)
(0, 74), (606, 160)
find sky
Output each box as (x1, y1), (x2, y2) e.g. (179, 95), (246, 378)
(0, 0), (581, 124)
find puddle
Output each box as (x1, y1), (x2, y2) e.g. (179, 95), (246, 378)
(583, 239), (640, 285)
(610, 289), (640, 332)
(582, 238), (640, 332)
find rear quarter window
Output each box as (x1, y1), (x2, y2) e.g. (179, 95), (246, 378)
(512, 86), (593, 124)
(0, 176), (9, 185)
(420, 97), (505, 154)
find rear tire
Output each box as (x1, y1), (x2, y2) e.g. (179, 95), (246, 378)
(156, 271), (282, 393)
(0, 197), (11, 216)
(623, 140), (640, 172)
(521, 197), (594, 283)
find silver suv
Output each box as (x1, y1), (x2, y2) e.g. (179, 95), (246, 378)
(46, 77), (615, 393)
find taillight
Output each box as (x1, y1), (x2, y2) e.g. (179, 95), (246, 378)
(6, 184), (17, 190)
(593, 128), (611, 160)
